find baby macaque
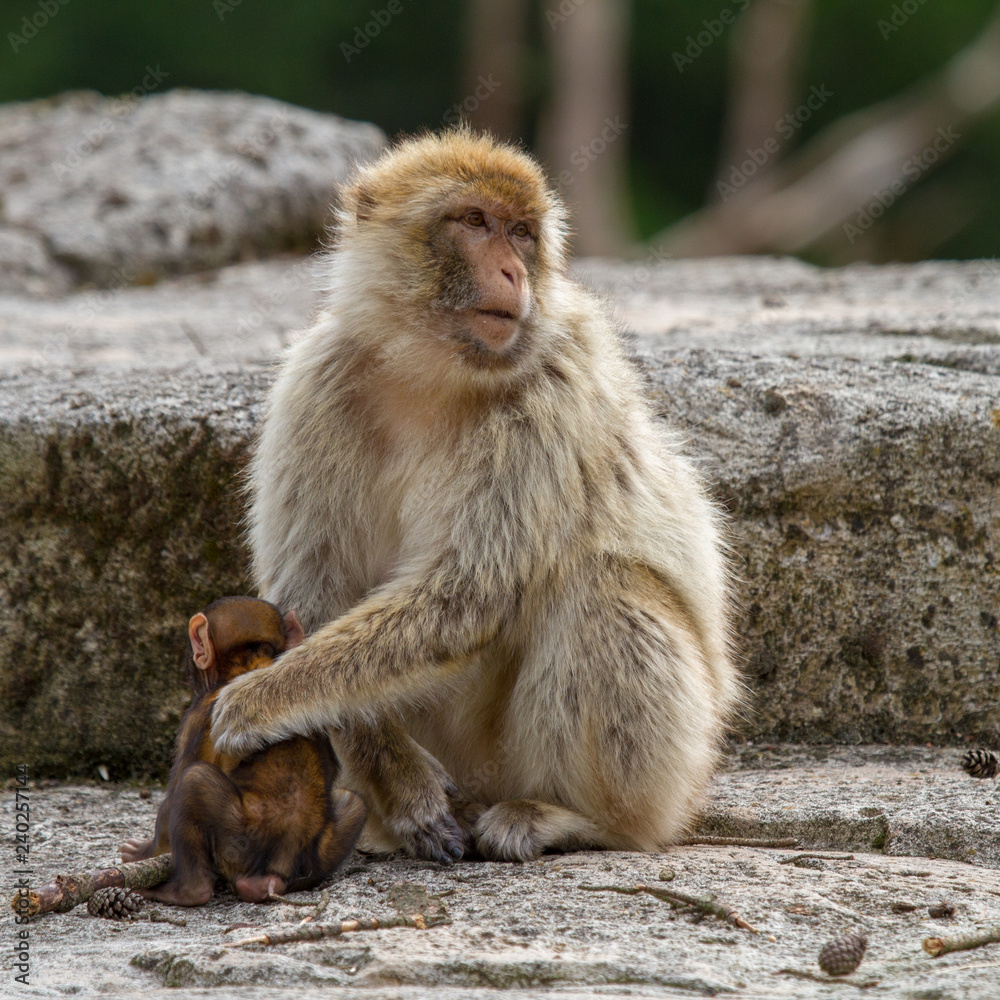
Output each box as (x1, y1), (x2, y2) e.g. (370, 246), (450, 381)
(122, 597), (366, 904)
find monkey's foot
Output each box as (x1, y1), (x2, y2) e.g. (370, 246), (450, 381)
(120, 838), (155, 863)
(386, 800), (465, 865)
(474, 800), (606, 862)
(380, 767), (465, 864)
(140, 879), (214, 907)
(234, 873), (287, 903)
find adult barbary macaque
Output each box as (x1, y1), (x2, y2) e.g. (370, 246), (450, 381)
(212, 130), (740, 862)
(122, 597), (367, 904)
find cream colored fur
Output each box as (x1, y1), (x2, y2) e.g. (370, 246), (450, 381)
(211, 131), (740, 861)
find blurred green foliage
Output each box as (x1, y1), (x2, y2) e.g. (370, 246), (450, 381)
(2, 0), (997, 261)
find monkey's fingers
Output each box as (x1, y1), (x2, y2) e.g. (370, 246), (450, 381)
(395, 811), (465, 864)
(210, 672), (286, 757)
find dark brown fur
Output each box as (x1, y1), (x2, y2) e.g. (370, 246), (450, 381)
(121, 597), (367, 905)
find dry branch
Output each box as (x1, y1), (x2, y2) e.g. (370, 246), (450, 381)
(229, 913), (428, 947)
(578, 883), (758, 933)
(679, 836), (799, 848)
(10, 854), (172, 918)
(924, 925), (1000, 958)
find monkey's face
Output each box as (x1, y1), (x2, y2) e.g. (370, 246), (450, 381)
(428, 202), (538, 368)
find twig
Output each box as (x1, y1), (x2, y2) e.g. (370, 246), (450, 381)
(228, 913), (428, 947)
(779, 853), (855, 865)
(267, 891), (325, 907)
(924, 925), (1000, 958)
(306, 888), (331, 922)
(10, 854), (173, 917)
(679, 836), (799, 849)
(578, 883), (757, 933)
(143, 908), (187, 927)
(776, 968), (878, 989)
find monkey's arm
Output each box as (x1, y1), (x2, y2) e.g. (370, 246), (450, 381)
(211, 555), (516, 758)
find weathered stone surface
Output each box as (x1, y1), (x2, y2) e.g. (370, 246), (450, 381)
(2, 317), (997, 774)
(5, 747), (999, 998)
(643, 350), (1000, 744)
(579, 255), (1000, 375)
(0, 90), (383, 291)
(0, 258), (320, 369)
(0, 368), (266, 777)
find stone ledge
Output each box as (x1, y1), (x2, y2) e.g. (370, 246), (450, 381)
(6, 747), (998, 998)
(2, 340), (998, 776)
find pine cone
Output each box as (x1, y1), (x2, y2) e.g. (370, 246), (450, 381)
(960, 749), (999, 779)
(818, 933), (868, 976)
(87, 887), (144, 920)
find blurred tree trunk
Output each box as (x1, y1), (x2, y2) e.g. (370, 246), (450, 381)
(653, 5), (1000, 259)
(712, 0), (813, 198)
(460, 0), (529, 138)
(539, 0), (632, 256)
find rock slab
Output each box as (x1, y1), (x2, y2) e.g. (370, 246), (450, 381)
(4, 747), (999, 999)
(0, 90), (383, 293)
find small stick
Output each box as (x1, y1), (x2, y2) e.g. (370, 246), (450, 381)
(578, 883), (757, 933)
(776, 968), (878, 989)
(143, 908), (187, 928)
(10, 855), (173, 917)
(924, 925), (1000, 958)
(299, 889), (331, 924)
(779, 853), (855, 865)
(267, 892), (325, 907)
(679, 836), (799, 849)
(229, 913), (427, 947)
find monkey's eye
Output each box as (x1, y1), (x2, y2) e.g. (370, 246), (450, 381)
(464, 211), (486, 227)
(511, 222), (531, 239)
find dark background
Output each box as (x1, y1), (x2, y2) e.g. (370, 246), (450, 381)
(2, 0), (998, 263)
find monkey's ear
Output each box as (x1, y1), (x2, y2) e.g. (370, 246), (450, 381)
(188, 613), (215, 671)
(283, 610), (305, 649)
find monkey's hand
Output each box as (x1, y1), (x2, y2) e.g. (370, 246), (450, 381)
(210, 655), (312, 758)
